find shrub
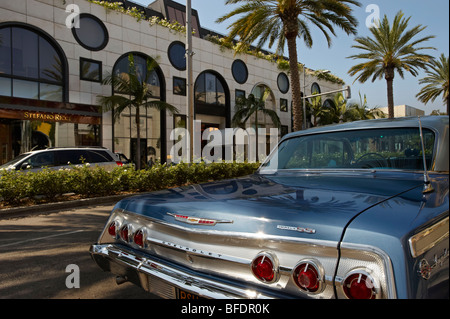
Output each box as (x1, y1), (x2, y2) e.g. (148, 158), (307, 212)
(0, 162), (260, 207)
(0, 170), (30, 205)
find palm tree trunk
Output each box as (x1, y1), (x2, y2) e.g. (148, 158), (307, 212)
(286, 36), (303, 131)
(135, 106), (141, 170)
(385, 68), (395, 118)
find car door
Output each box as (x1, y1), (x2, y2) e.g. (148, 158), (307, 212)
(54, 150), (88, 170)
(22, 151), (56, 172)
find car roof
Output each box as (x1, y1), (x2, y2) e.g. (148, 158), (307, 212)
(283, 116), (448, 140)
(280, 116), (449, 172)
(20, 147), (111, 156)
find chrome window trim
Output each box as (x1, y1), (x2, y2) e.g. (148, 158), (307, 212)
(408, 216), (449, 258)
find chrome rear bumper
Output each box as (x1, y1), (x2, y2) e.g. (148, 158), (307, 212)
(90, 243), (283, 299)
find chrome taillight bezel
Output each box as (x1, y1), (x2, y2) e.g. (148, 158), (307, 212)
(292, 259), (325, 294)
(108, 220), (121, 239)
(119, 224), (133, 243)
(342, 268), (381, 299)
(251, 251), (280, 284)
(133, 228), (148, 248)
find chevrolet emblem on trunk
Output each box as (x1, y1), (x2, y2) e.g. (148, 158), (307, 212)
(167, 213), (233, 226)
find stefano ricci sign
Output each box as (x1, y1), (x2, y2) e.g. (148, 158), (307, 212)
(23, 111), (72, 122)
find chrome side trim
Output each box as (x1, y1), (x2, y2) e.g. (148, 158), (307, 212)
(90, 243), (276, 299)
(409, 216), (449, 258)
(146, 236), (250, 265)
(111, 208), (339, 247)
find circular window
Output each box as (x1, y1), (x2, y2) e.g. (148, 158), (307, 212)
(72, 14), (108, 51)
(232, 59), (248, 84)
(277, 72), (289, 94)
(168, 41), (186, 71)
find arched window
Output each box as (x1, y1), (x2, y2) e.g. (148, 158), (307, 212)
(113, 53), (161, 98)
(0, 23), (66, 101)
(112, 52), (165, 167)
(194, 71), (230, 119)
(323, 99), (335, 109)
(250, 84), (276, 128)
(311, 82), (321, 94)
(251, 84), (275, 109)
(195, 72), (226, 107)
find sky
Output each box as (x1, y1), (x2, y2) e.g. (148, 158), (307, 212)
(133, 0), (449, 114)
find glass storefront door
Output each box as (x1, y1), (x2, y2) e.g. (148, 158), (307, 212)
(0, 117), (100, 165)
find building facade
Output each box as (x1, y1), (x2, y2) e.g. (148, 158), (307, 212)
(379, 105), (425, 118)
(0, 0), (343, 166)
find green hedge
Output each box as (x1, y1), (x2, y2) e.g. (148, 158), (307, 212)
(0, 162), (260, 207)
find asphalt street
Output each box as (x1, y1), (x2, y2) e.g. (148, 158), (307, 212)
(0, 203), (157, 299)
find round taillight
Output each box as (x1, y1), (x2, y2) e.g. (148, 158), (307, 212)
(119, 224), (131, 242)
(292, 262), (321, 293)
(251, 252), (278, 283)
(133, 229), (146, 248)
(108, 221), (119, 237)
(343, 271), (378, 299)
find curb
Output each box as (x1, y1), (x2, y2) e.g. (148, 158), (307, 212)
(0, 194), (132, 220)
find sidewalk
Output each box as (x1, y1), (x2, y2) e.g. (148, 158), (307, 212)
(0, 193), (132, 220)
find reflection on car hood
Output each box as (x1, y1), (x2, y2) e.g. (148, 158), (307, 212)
(115, 173), (425, 242)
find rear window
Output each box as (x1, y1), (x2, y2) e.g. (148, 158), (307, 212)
(55, 150), (89, 165)
(87, 150), (113, 163)
(260, 128), (435, 172)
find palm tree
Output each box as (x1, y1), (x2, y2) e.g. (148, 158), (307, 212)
(348, 11), (435, 118)
(306, 93), (329, 126)
(416, 53), (449, 115)
(232, 91), (280, 159)
(98, 54), (179, 170)
(321, 92), (352, 124)
(217, 0), (360, 132)
(347, 93), (386, 120)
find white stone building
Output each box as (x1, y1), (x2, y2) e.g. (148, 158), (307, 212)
(379, 105), (425, 118)
(0, 0), (343, 165)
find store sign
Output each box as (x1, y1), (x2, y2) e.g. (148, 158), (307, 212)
(23, 111), (72, 122)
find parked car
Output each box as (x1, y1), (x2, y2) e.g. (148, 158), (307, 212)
(90, 116), (448, 299)
(115, 152), (135, 168)
(0, 147), (123, 172)
(115, 153), (131, 165)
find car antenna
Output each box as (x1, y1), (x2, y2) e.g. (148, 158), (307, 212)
(418, 116), (434, 194)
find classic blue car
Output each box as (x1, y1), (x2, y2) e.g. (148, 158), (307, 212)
(90, 116), (449, 299)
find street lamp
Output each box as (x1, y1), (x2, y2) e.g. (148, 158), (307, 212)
(300, 66), (352, 129)
(186, 0), (194, 163)
(301, 66), (330, 129)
